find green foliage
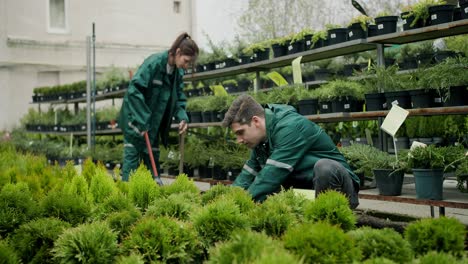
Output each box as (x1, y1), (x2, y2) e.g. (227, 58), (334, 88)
(417, 251), (465, 264)
(40, 190), (92, 226)
(146, 192), (200, 221)
(360, 64), (408, 93)
(208, 230), (295, 264)
(283, 221), (361, 263)
(52, 221), (118, 264)
(340, 144), (400, 177)
(201, 184), (234, 205)
(456, 158), (468, 193)
(105, 210), (142, 243)
(362, 258), (396, 264)
(402, 0), (446, 27)
(445, 35), (468, 57)
(128, 164), (161, 211)
(408, 145), (464, 170)
(94, 192), (136, 219)
(304, 190), (356, 231)
(348, 227), (413, 263)
(115, 253), (145, 264)
(311, 30), (327, 46)
(290, 28), (314, 43)
(315, 80), (365, 101)
(201, 185), (255, 213)
(123, 216), (201, 263)
(250, 250), (304, 264)
(81, 158), (96, 185)
(161, 174), (200, 197)
(404, 217), (466, 257)
(11, 217), (71, 264)
(249, 192), (298, 238)
(191, 197), (250, 248)
(349, 15), (374, 31)
(0, 182), (39, 236)
(0, 239), (21, 264)
(62, 175), (92, 204)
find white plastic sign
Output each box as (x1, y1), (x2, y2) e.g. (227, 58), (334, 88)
(380, 104), (409, 137)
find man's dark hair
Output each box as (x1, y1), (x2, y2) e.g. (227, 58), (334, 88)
(222, 94), (265, 127)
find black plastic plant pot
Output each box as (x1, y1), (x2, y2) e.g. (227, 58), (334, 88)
(212, 111), (225, 122)
(453, 7), (462, 21)
(374, 16), (399, 35)
(224, 84), (237, 94)
(429, 4), (455, 25)
(347, 23), (367, 40)
(213, 166), (227, 180)
(385, 58), (396, 66)
(327, 28), (348, 45)
(237, 79), (251, 92)
(272, 43), (288, 58)
(331, 98), (363, 113)
(203, 86), (213, 96)
(314, 68), (331, 81)
(443, 86), (467, 107)
(239, 55), (252, 65)
(224, 58), (239, 68)
(302, 72), (315, 83)
(367, 25), (378, 37)
(401, 12), (425, 31)
(297, 99), (318, 115)
(287, 40), (305, 54)
(188, 112), (202, 123)
(203, 62), (216, 71)
(343, 64), (360, 76)
(312, 39), (325, 49)
(434, 50), (457, 63)
(461, 3), (468, 19)
(373, 169), (404, 196)
(398, 59), (419, 70)
(319, 101), (332, 114)
(409, 89), (433, 108)
(417, 53), (435, 66)
(195, 65), (203, 73)
(384, 91), (411, 109)
(253, 48), (270, 62)
(365, 93), (386, 111)
(202, 111), (213, 123)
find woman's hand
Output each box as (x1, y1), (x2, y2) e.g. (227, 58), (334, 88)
(179, 120), (188, 134)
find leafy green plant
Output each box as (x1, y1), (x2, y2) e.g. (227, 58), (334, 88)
(40, 190), (92, 226)
(340, 144), (382, 177)
(52, 221), (118, 264)
(146, 192), (200, 221)
(290, 28), (314, 44)
(349, 15), (374, 31)
(311, 30), (327, 47)
(417, 251), (463, 264)
(264, 189), (308, 220)
(402, 0), (446, 27)
(89, 165), (118, 204)
(105, 209), (142, 243)
(128, 164), (161, 211)
(0, 182), (39, 236)
(208, 230), (295, 264)
(242, 40), (270, 54)
(404, 217), (466, 257)
(123, 216), (201, 263)
(94, 193), (136, 219)
(11, 217), (71, 264)
(407, 145), (464, 170)
(362, 258), (397, 264)
(201, 183), (235, 205)
(115, 253), (145, 264)
(303, 190), (356, 231)
(191, 197), (250, 248)
(250, 250), (304, 264)
(315, 80), (364, 101)
(0, 240), (20, 264)
(455, 158), (468, 193)
(348, 227), (414, 263)
(283, 221), (361, 263)
(161, 174), (199, 197)
(269, 35), (292, 46)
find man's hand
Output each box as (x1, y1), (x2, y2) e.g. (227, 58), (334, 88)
(179, 120), (188, 134)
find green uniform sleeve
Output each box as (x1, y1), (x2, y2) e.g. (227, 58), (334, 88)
(126, 61), (159, 133)
(248, 125), (311, 202)
(232, 151), (261, 189)
(174, 71), (189, 122)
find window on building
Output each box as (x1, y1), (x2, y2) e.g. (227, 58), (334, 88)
(48, 0), (68, 33)
(173, 1), (181, 13)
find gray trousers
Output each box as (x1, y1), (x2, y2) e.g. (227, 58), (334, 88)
(283, 158), (359, 209)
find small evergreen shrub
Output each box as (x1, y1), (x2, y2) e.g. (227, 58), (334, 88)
(362, 258), (396, 264)
(115, 253), (145, 264)
(201, 185), (255, 213)
(161, 173), (200, 197)
(201, 184), (233, 205)
(62, 175), (92, 204)
(123, 216), (201, 263)
(303, 190), (356, 231)
(40, 190), (92, 226)
(11, 217), (71, 264)
(0, 239), (21, 264)
(89, 165), (118, 204)
(250, 250), (303, 264)
(283, 221), (361, 264)
(105, 209), (142, 242)
(348, 227), (413, 263)
(146, 193), (200, 221)
(249, 195), (297, 238)
(81, 158), (96, 185)
(404, 217), (466, 257)
(52, 221), (118, 264)
(264, 189), (308, 220)
(94, 193), (135, 219)
(0, 182), (39, 236)
(417, 251), (464, 264)
(191, 197), (250, 248)
(128, 164), (161, 211)
(208, 230), (294, 264)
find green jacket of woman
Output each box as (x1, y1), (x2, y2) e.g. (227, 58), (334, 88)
(232, 104), (360, 202)
(119, 51), (188, 148)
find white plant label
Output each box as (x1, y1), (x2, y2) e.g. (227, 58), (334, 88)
(306, 40), (311, 45)
(381, 104), (409, 137)
(378, 24), (384, 30)
(465, 7), (468, 13)
(331, 33), (336, 38)
(322, 104), (328, 109)
(431, 14), (437, 20)
(344, 104), (350, 109)
(403, 19), (407, 25)
(288, 45), (293, 51)
(434, 97), (442, 103)
(349, 31), (354, 37)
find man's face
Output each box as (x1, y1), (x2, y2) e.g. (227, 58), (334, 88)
(231, 117), (265, 149)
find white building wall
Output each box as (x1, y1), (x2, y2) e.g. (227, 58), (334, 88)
(0, 0), (193, 130)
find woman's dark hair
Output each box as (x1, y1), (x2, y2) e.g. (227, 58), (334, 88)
(169, 32), (199, 58)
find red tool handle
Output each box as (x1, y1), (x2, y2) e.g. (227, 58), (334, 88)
(144, 132), (163, 186)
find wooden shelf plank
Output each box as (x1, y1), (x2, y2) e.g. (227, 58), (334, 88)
(367, 19), (468, 45)
(183, 39), (376, 82)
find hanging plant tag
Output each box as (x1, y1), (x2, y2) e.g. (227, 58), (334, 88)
(378, 24), (384, 30)
(380, 104), (409, 137)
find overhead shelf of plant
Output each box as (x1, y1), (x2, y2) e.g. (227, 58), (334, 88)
(368, 19), (468, 44)
(183, 39), (376, 82)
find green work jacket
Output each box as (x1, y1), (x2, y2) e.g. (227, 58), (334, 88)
(119, 51), (188, 148)
(232, 104), (359, 202)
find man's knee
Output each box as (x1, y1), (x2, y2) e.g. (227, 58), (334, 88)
(314, 159), (340, 179)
